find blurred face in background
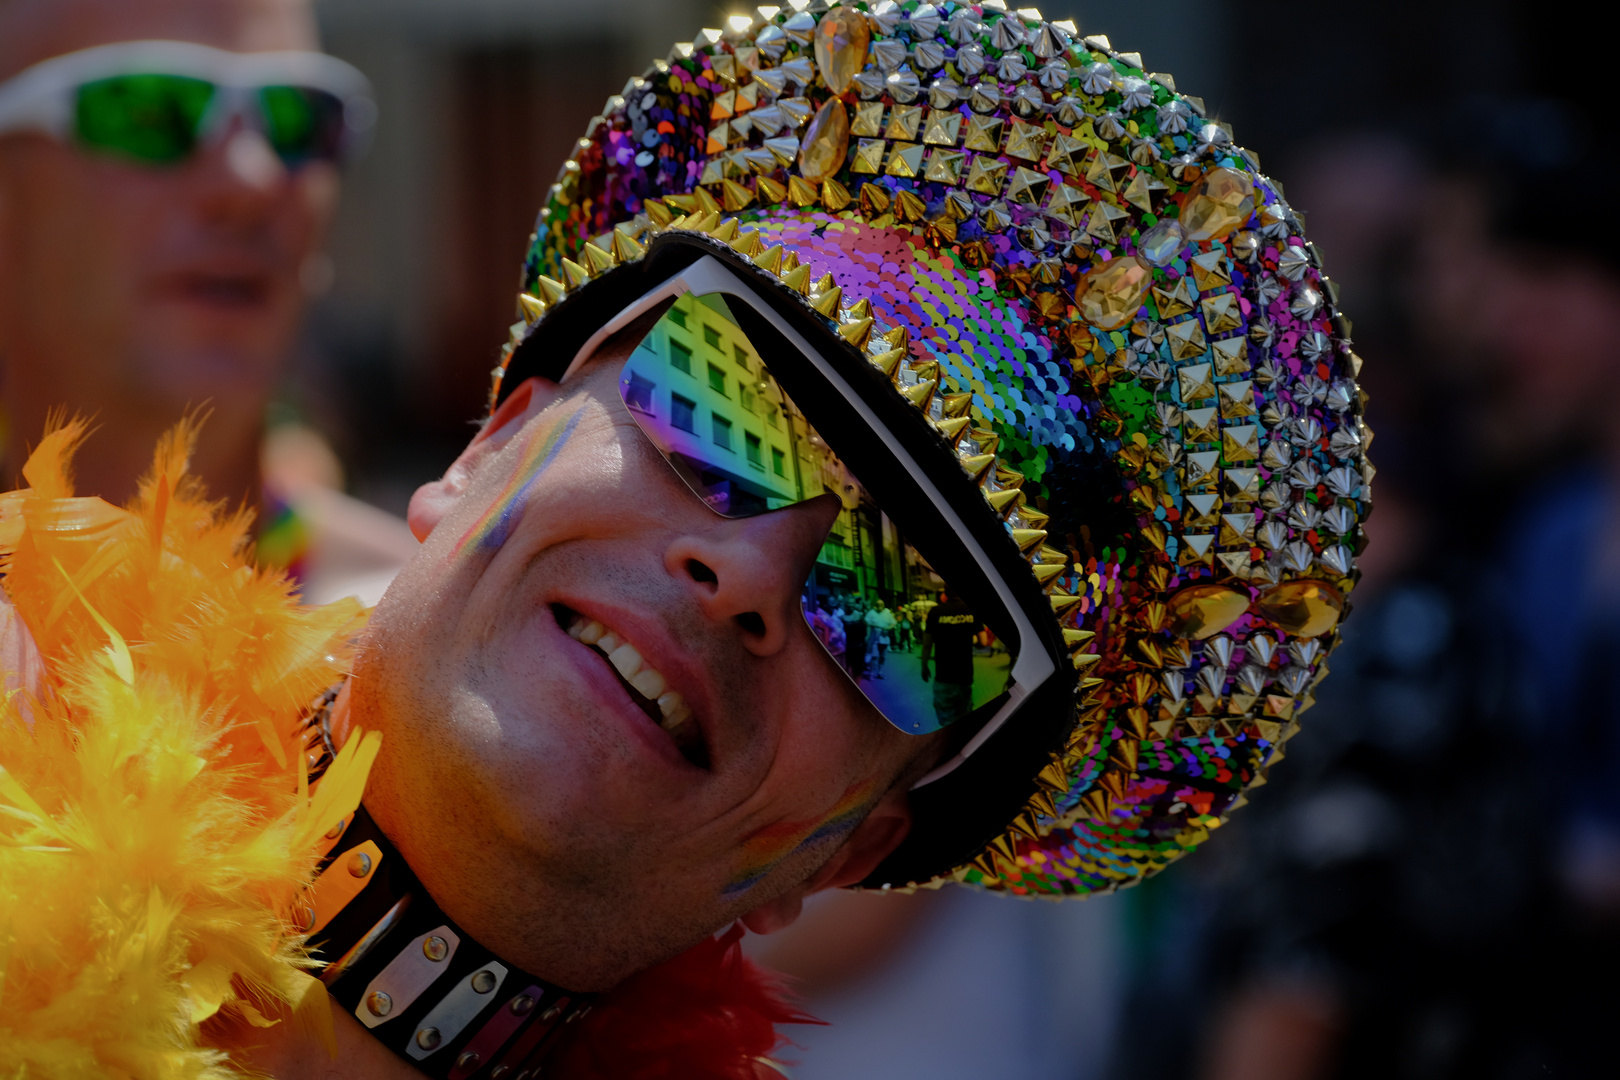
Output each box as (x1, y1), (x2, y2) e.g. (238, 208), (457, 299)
(0, 0), (336, 496)
(1418, 174), (1620, 463)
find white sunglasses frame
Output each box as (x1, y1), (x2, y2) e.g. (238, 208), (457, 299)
(0, 39), (375, 159)
(564, 254), (1060, 788)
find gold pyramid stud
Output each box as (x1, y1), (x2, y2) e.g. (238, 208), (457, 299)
(1073, 652), (1102, 672)
(721, 178), (755, 212)
(1017, 506), (1051, 530)
(822, 178), (853, 211)
(1012, 529), (1049, 552)
(907, 359), (940, 383)
(611, 224), (646, 262)
(728, 229), (765, 258)
(895, 189), (927, 222)
(1080, 789), (1111, 818)
(837, 317), (875, 350)
(691, 210), (722, 233)
(970, 853), (998, 877)
(900, 378), (937, 410)
(869, 347), (907, 379)
(941, 392), (974, 418)
(560, 258), (592, 291)
(781, 251), (801, 274)
(1080, 676), (1104, 693)
(1007, 814), (1040, 841)
(536, 275), (568, 306)
(756, 175), (788, 204)
(1110, 741), (1139, 773)
(881, 325), (910, 352)
(710, 217), (740, 243)
(754, 244), (786, 274)
(517, 292), (547, 325)
(810, 285), (843, 318)
(959, 453), (996, 483)
(1098, 769), (1127, 800)
(1062, 628), (1096, 650)
(694, 187), (722, 215)
(644, 200), (674, 228)
(984, 487), (1023, 515)
(788, 175), (820, 207)
(859, 183), (892, 216)
(931, 415), (973, 443)
(968, 428), (1000, 454)
(1028, 789), (1059, 819)
(813, 273), (837, 294)
(1036, 759), (1072, 794)
(847, 297), (872, 321)
(581, 241), (617, 277)
(781, 264), (812, 294)
(1050, 593), (1082, 618)
(987, 833), (1018, 863)
(1032, 562), (1065, 589)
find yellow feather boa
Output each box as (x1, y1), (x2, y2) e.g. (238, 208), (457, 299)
(0, 420), (381, 1078)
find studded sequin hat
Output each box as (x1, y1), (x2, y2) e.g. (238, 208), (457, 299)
(491, 0), (1370, 897)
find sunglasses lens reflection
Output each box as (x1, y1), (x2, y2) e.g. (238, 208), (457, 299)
(74, 75), (349, 166)
(77, 74), (213, 163)
(617, 291), (1014, 733)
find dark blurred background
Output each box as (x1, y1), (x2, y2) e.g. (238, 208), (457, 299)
(293, 3), (1615, 1077)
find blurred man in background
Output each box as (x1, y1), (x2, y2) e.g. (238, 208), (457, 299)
(0, 0), (347, 510)
(0, 0), (416, 602)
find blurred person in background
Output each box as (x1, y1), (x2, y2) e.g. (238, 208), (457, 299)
(1113, 96), (1620, 1080)
(0, 0), (412, 602)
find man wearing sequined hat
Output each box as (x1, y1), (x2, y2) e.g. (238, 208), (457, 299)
(0, 3), (1368, 1078)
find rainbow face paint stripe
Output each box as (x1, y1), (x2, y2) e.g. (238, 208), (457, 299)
(723, 777), (879, 899)
(455, 407), (583, 555)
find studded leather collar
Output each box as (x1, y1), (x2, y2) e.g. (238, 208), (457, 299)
(300, 697), (594, 1078)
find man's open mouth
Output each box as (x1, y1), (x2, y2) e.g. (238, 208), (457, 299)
(554, 604), (709, 768)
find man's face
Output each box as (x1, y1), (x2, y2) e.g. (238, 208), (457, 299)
(356, 338), (937, 990)
(0, 0), (335, 410)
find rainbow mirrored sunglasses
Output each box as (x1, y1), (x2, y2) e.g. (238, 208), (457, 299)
(0, 40), (374, 167)
(508, 242), (1072, 779)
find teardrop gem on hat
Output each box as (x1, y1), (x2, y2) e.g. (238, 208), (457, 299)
(797, 98), (850, 182)
(813, 7), (871, 96)
(1165, 583), (1251, 640)
(1075, 256), (1153, 331)
(1254, 580), (1344, 638)
(1180, 165), (1258, 242)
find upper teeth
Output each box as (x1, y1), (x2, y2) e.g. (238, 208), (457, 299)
(567, 614), (695, 736)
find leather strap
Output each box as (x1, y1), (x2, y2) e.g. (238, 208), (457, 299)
(307, 806), (595, 1078)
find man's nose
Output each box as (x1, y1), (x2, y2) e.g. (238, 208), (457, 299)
(665, 494), (841, 657)
(191, 123), (288, 224)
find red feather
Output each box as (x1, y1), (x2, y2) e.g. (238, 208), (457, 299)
(549, 925), (820, 1080)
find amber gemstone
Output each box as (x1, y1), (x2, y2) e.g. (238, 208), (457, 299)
(1075, 256), (1153, 331)
(1165, 583), (1250, 640)
(1254, 579), (1344, 638)
(1180, 166), (1257, 243)
(798, 98), (850, 182)
(814, 8), (871, 96)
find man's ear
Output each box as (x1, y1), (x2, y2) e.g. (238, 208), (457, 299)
(738, 787), (913, 935)
(406, 376), (557, 541)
